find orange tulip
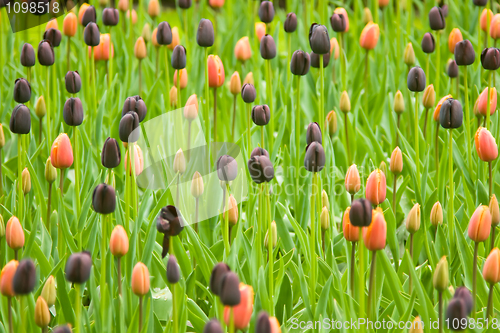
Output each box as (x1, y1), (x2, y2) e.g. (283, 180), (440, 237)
(110, 225), (129, 257)
(173, 68), (188, 89)
(475, 87), (497, 117)
(345, 164), (361, 195)
(363, 208), (387, 251)
(365, 169), (387, 206)
(223, 283), (253, 330)
(475, 127), (498, 162)
(63, 12), (78, 37)
(6, 216), (24, 250)
(343, 207), (359, 242)
(51, 133), (74, 169)
(46, 18), (58, 31)
(334, 8), (349, 32)
(270, 317), (281, 333)
(483, 248), (500, 284)
(125, 144), (144, 176)
(491, 14), (500, 39)
(152, 28), (159, 47)
(134, 37), (147, 60)
(89, 34), (114, 61)
(230, 72), (241, 95)
(378, 0), (389, 8)
(118, 0), (128, 12)
(330, 37), (340, 60)
(126, 9), (137, 25)
(184, 94), (199, 120)
(167, 27), (180, 51)
(433, 94), (453, 121)
(359, 22), (379, 50)
(448, 28), (463, 53)
(0, 260), (19, 297)
(148, 0), (160, 18)
(481, 9), (493, 32)
(131, 262), (150, 296)
(78, 3), (90, 25)
(208, 55), (225, 88)
(235, 37), (252, 62)
(468, 205), (492, 243)
(209, 0), (224, 8)
(255, 22), (266, 42)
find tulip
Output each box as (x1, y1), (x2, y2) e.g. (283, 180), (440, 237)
(304, 142), (325, 173)
(63, 12), (77, 37)
(306, 122), (322, 145)
(197, 19), (214, 47)
(258, 1), (274, 23)
(6, 216), (23, 256)
(88, 33), (114, 61)
(51, 133), (73, 170)
(203, 320), (223, 333)
(53, 326), (72, 333)
(170, 86), (178, 107)
(44, 28), (62, 47)
(147, 0), (159, 18)
(190, 170), (204, 223)
(156, 206), (184, 256)
(390, 147), (403, 175)
(483, 248), (500, 318)
(178, 0), (191, 8)
(255, 22), (266, 42)
(359, 22), (379, 50)
(251, 147), (269, 159)
(284, 13), (297, 33)
(446, 298), (468, 331)
(35, 296), (50, 328)
(343, 206), (359, 293)
(62, 98), (83, 127)
(92, 183), (116, 215)
(41, 275), (56, 307)
(434, 256), (449, 330)
(330, 38), (340, 61)
(131, 262), (149, 330)
(481, 9), (493, 32)
(230, 71), (241, 97)
(310, 51), (330, 68)
(290, 50), (310, 76)
(38, 40), (55, 67)
(234, 37), (251, 62)
(0, 260), (18, 297)
(223, 195), (238, 226)
(255, 312), (271, 333)
(475, 0), (488, 5)
(208, 55), (225, 88)
(350, 199), (373, 228)
(21, 168), (30, 195)
(65, 71), (81, 94)
(110, 225), (129, 258)
(166, 255), (180, 285)
(122, 95), (147, 122)
(103, 8), (119, 26)
(406, 202), (421, 291)
(173, 68), (188, 89)
(345, 164), (361, 198)
(404, 43), (416, 67)
(223, 283), (253, 330)
(13, 258), (36, 294)
(251, 104), (271, 128)
(409, 317), (423, 333)
(476, 87), (497, 117)
(126, 9), (137, 24)
(439, 98), (463, 129)
(429, 6), (445, 30)
(248, 155), (274, 184)
(330, 12), (347, 32)
(365, 169), (386, 206)
(490, 195), (500, 250)
(119, 112), (140, 143)
(81, 5), (96, 26)
(448, 28), (463, 53)
(20, 43), (35, 68)
(209, 0), (224, 8)
(101, 137), (121, 169)
(455, 40), (476, 66)
(220, 272), (241, 306)
(260, 34), (276, 60)
(184, 94), (199, 121)
(325, 110), (337, 138)
(210, 262), (231, 296)
(167, 26), (180, 51)
(475, 127), (498, 164)
(421, 32), (435, 54)
(171, 45), (187, 70)
(481, 47), (500, 70)
(173, 148), (185, 178)
(157, 22), (172, 45)
(431, 202), (444, 228)
(13, 78), (31, 104)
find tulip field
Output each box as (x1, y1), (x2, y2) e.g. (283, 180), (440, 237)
(5, 0), (500, 332)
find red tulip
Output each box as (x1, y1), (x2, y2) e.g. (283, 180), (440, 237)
(363, 208), (387, 251)
(51, 133), (74, 169)
(224, 283), (253, 330)
(0, 260), (19, 297)
(365, 169), (386, 206)
(359, 22), (379, 50)
(110, 225), (129, 257)
(207, 55), (225, 88)
(343, 207), (359, 242)
(483, 248), (500, 284)
(6, 216), (24, 250)
(475, 127), (498, 162)
(448, 28), (463, 53)
(468, 205), (492, 243)
(131, 262), (150, 296)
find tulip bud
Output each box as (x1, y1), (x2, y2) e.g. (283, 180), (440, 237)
(210, 262), (230, 296)
(84, 22), (100, 47)
(433, 94), (452, 121)
(191, 171), (204, 198)
(256, 311), (271, 333)
(290, 50), (310, 76)
(334, 7), (349, 30)
(184, 94), (198, 120)
(422, 84), (436, 109)
(20, 43), (35, 67)
(362, 7), (373, 24)
(475, 0), (488, 5)
(454, 40), (476, 66)
(343, 207), (359, 241)
(142, 24), (152, 43)
(229, 72), (241, 96)
(119, 111), (140, 142)
(154, 21), (172, 46)
(481, 47), (500, 70)
(310, 51), (330, 68)
(309, 24), (330, 54)
(251, 105), (271, 126)
(491, 14), (500, 40)
(350, 198), (373, 227)
(110, 225), (129, 257)
(248, 155), (274, 184)
(446, 298), (468, 330)
(222, 283), (253, 329)
(406, 203), (421, 234)
(166, 255), (180, 284)
(389, 147), (403, 175)
(38, 40), (55, 66)
(44, 157), (57, 184)
(173, 70), (188, 90)
(171, 45), (187, 69)
(6, 216), (24, 250)
(439, 98), (463, 129)
(454, 287), (473, 315)
(390, 91), (404, 115)
(220, 272), (241, 306)
(193, 18), (214, 49)
(320, 207), (329, 230)
(243, 72), (254, 85)
(63, 97), (84, 126)
(403, 43), (416, 66)
(337, 90), (351, 114)
(409, 316), (423, 333)
(284, 12), (297, 33)
(134, 37), (147, 59)
(363, 208), (387, 251)
(44, 28), (62, 47)
(304, 141), (325, 173)
(407, 66), (426, 92)
(207, 55), (225, 88)
(223, 195), (238, 226)
(203, 319), (223, 333)
(234, 37), (252, 62)
(10, 104), (31, 134)
(13, 258), (36, 294)
(173, 148), (186, 174)
(101, 137), (121, 169)
(103, 8), (119, 26)
(50, 133), (73, 169)
(147, 0), (159, 18)
(34, 296), (50, 328)
(241, 83), (256, 103)
(131, 262), (150, 296)
(264, 220), (277, 248)
(260, 34), (277, 59)
(429, 6), (445, 30)
(359, 21), (379, 50)
(448, 28), (463, 54)
(345, 164), (361, 194)
(430, 201), (443, 227)
(0, 216), (4, 239)
(22, 168), (31, 195)
(306, 122), (322, 145)
(421, 32), (435, 53)
(63, 12), (78, 37)
(483, 248), (500, 284)
(475, 127), (498, 162)
(258, 1), (274, 23)
(13, 78), (31, 104)
(156, 205), (184, 236)
(0, 260), (18, 297)
(330, 12), (347, 32)
(446, 60), (458, 80)
(379, 161), (387, 175)
(325, 110), (337, 137)
(489, 195), (500, 227)
(92, 183), (116, 215)
(41, 275), (56, 307)
(170, 86), (178, 107)
(433, 256), (449, 292)
(81, 5), (96, 26)
(365, 169), (387, 206)
(122, 95), (147, 122)
(53, 325), (72, 333)
(251, 147), (269, 158)
(65, 71), (82, 94)
(468, 205), (492, 242)
(481, 9), (494, 32)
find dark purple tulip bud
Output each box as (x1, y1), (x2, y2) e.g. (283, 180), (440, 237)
(473, 0), (488, 6)
(119, 111), (140, 142)
(65, 251), (92, 284)
(203, 319), (223, 333)
(330, 13), (347, 32)
(84, 22), (100, 47)
(157, 21), (172, 45)
(122, 95), (147, 122)
(52, 326), (72, 333)
(260, 35), (276, 60)
(241, 83), (256, 103)
(92, 184), (116, 214)
(440, 4), (448, 17)
(20, 43), (35, 67)
(161, 235), (170, 258)
(219, 272), (241, 306)
(445, 298), (468, 331)
(290, 50), (310, 76)
(454, 287), (473, 314)
(166, 255), (180, 284)
(447, 60), (458, 78)
(102, 8), (119, 26)
(306, 122), (322, 145)
(454, 40), (475, 66)
(310, 51), (330, 68)
(284, 12), (297, 33)
(407, 66), (426, 92)
(304, 141), (325, 172)
(217, 155), (238, 182)
(10, 104), (31, 134)
(481, 47), (500, 70)
(250, 147), (269, 158)
(349, 198), (373, 227)
(309, 24), (330, 54)
(12, 259), (36, 294)
(429, 6), (445, 31)
(81, 5), (97, 26)
(13, 78), (31, 103)
(65, 71), (82, 94)
(421, 32), (435, 53)
(43, 28), (62, 47)
(178, 0), (191, 9)
(171, 45), (187, 69)
(101, 137), (121, 168)
(157, 205), (184, 236)
(439, 98), (463, 129)
(248, 155), (274, 184)
(197, 19), (214, 47)
(210, 263), (231, 296)
(258, 1), (274, 23)
(251, 105), (271, 126)
(255, 311), (271, 333)
(63, 97), (84, 126)
(38, 40), (54, 66)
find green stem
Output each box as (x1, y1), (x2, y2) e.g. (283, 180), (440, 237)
(436, 31), (441, 98)
(448, 129), (454, 253)
(295, 76), (301, 211)
(472, 242), (479, 319)
(91, 49), (97, 144)
(439, 292), (443, 333)
(17, 135), (23, 225)
(213, 88), (217, 144)
(345, 113), (351, 165)
(20, 295), (26, 333)
(367, 251), (377, 320)
(464, 68), (473, 173)
(409, 233), (413, 294)
(75, 283), (82, 333)
(486, 283), (495, 319)
(350, 242), (356, 296)
(101, 214), (107, 311)
(310, 172), (318, 314)
(415, 92), (420, 188)
(224, 184), (230, 258)
(7, 297), (12, 333)
(165, 48), (170, 108)
(46, 66), (51, 148)
(139, 296), (143, 333)
(340, 33), (346, 91)
(491, 226), (496, 253)
(435, 122), (440, 187)
(364, 50), (369, 115)
(489, 161), (493, 200)
(487, 71), (492, 130)
(406, 0), (412, 42)
(258, 184), (263, 269)
(319, 54), (325, 144)
(172, 283), (178, 333)
(266, 59), (273, 150)
(228, 307), (234, 333)
(266, 182), (273, 315)
(247, 103), (251, 156)
(109, 30), (113, 88)
(204, 48), (210, 171)
(396, 0), (401, 89)
(358, 228), (366, 333)
(73, 127), (82, 249)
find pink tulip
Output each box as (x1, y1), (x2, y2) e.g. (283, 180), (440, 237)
(475, 127), (498, 162)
